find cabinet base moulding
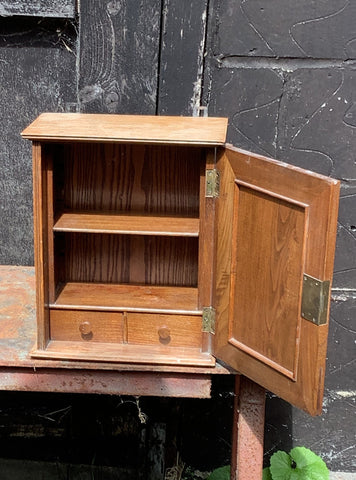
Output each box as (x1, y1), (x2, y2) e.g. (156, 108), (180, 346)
(31, 341), (216, 367)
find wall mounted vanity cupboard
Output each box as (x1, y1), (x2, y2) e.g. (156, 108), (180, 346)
(22, 113), (339, 415)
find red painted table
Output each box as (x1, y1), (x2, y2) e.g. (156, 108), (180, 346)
(0, 265), (265, 479)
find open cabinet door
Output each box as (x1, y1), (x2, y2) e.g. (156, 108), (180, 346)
(214, 145), (340, 415)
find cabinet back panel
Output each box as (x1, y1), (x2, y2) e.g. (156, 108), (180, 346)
(54, 143), (202, 216)
(55, 233), (198, 287)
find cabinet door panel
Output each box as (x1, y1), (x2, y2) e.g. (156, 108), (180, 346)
(214, 145), (339, 415)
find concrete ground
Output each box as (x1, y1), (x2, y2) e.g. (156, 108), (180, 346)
(330, 473), (355, 479)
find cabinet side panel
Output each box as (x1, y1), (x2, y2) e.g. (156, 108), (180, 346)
(32, 142), (50, 350)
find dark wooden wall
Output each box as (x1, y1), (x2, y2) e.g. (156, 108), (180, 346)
(0, 0), (355, 475)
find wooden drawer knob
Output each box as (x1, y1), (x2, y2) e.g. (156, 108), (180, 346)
(79, 321), (92, 335)
(158, 325), (170, 340)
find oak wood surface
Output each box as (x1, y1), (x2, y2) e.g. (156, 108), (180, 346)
(30, 125), (206, 363)
(214, 145), (340, 415)
(21, 113), (228, 145)
(228, 182), (307, 379)
(32, 341), (216, 367)
(57, 233), (198, 287)
(44, 147), (56, 304)
(198, 150), (217, 353)
(53, 282), (200, 315)
(57, 143), (202, 217)
(32, 142), (50, 350)
(50, 309), (124, 343)
(127, 313), (202, 348)
(53, 212), (199, 236)
(0, 264), (230, 374)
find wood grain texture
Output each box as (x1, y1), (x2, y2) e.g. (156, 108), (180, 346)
(57, 233), (198, 287)
(44, 148), (56, 304)
(29, 121), (207, 363)
(53, 212), (200, 236)
(198, 149), (217, 353)
(32, 341), (216, 367)
(56, 143), (202, 216)
(50, 309), (124, 343)
(78, 0), (161, 114)
(0, 19), (76, 266)
(21, 113), (228, 145)
(32, 143), (50, 350)
(50, 141), (202, 291)
(214, 146), (340, 415)
(0, 0), (75, 17)
(228, 183), (307, 379)
(0, 265), (230, 373)
(53, 283), (199, 315)
(158, 0), (209, 115)
(127, 313), (202, 348)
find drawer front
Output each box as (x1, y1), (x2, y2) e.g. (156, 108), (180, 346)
(50, 309), (124, 343)
(127, 313), (202, 348)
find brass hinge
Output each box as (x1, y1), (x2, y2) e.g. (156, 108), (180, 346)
(205, 169), (220, 198)
(301, 274), (330, 326)
(202, 307), (216, 334)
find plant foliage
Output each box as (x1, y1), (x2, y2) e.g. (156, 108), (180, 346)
(265, 447), (329, 480)
(202, 446), (328, 480)
(207, 465), (230, 480)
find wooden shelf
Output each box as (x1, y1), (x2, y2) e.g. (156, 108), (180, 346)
(53, 212), (200, 236)
(52, 282), (200, 314)
(32, 342), (215, 367)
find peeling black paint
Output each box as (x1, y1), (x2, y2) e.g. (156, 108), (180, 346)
(0, 0), (76, 18)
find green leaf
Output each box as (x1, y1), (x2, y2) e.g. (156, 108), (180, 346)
(270, 447), (329, 480)
(290, 447), (329, 480)
(207, 465), (230, 480)
(270, 451), (294, 480)
(290, 447), (323, 470)
(263, 467), (273, 480)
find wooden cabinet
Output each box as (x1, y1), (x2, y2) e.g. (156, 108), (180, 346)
(22, 113), (339, 414)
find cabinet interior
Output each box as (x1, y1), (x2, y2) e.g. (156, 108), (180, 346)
(47, 142), (206, 315)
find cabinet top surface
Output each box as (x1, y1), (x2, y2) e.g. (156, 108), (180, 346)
(21, 113), (228, 145)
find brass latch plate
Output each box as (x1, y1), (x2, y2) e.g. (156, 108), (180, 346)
(202, 307), (216, 334)
(206, 169), (220, 198)
(301, 274), (330, 326)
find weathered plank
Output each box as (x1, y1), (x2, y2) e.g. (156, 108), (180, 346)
(209, 0), (356, 59)
(0, 18), (77, 265)
(207, 65), (283, 158)
(0, 0), (75, 18)
(78, 0), (161, 114)
(157, 0), (209, 116)
(333, 194), (356, 290)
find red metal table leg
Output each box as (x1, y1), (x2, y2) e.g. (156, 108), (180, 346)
(231, 376), (266, 480)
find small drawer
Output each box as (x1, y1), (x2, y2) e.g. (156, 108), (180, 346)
(50, 309), (124, 343)
(127, 313), (202, 348)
